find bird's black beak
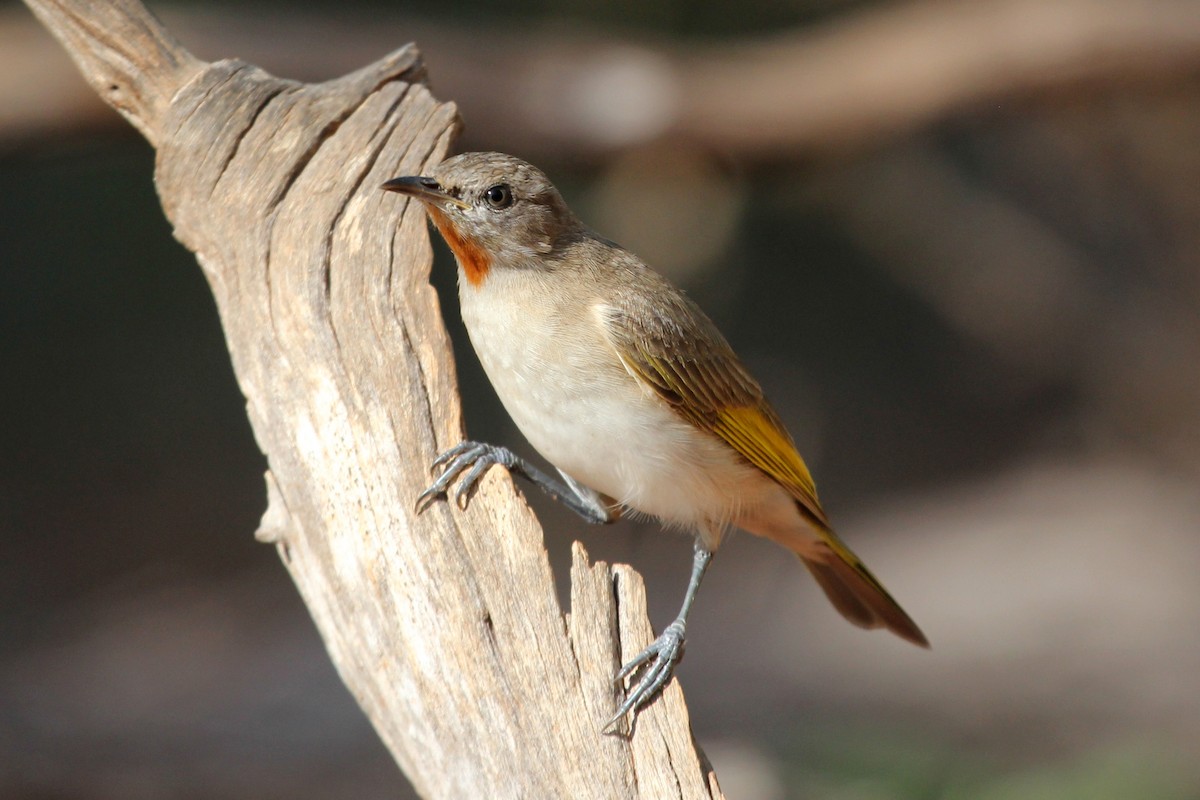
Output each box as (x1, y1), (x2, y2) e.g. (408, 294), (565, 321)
(381, 176), (470, 209)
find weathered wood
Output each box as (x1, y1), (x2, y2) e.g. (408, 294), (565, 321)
(22, 0), (724, 796)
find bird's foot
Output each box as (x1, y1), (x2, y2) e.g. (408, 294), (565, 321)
(416, 441), (519, 511)
(605, 620), (687, 731)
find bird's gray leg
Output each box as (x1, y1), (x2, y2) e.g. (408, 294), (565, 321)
(605, 541), (713, 731)
(416, 441), (615, 524)
(556, 470), (621, 524)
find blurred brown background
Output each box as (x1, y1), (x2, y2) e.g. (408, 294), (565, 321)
(3, 0), (1199, 797)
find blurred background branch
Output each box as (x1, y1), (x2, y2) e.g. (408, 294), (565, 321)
(3, 0), (1199, 158)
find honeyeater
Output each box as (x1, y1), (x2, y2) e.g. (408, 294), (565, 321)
(382, 152), (928, 728)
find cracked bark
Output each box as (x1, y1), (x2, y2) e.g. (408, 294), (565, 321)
(22, 0), (725, 797)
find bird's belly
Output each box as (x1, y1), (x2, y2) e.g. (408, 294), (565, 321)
(516, 381), (765, 528)
(466, 317), (769, 531)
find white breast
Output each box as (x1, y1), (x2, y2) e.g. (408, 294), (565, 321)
(457, 269), (779, 540)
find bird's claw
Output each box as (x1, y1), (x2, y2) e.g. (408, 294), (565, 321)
(416, 441), (517, 512)
(604, 621), (687, 732)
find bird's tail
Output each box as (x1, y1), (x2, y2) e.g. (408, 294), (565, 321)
(799, 530), (929, 648)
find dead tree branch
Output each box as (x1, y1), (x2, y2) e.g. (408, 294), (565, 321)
(20, 0), (723, 796)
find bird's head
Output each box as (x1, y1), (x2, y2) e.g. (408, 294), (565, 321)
(383, 152), (582, 286)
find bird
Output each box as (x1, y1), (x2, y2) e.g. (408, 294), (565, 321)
(382, 152), (928, 729)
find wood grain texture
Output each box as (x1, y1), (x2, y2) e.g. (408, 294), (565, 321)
(23, 0), (724, 796)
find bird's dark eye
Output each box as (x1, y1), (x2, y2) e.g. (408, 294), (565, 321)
(483, 184), (514, 210)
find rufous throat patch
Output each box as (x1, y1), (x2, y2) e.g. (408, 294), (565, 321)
(427, 207), (491, 287)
